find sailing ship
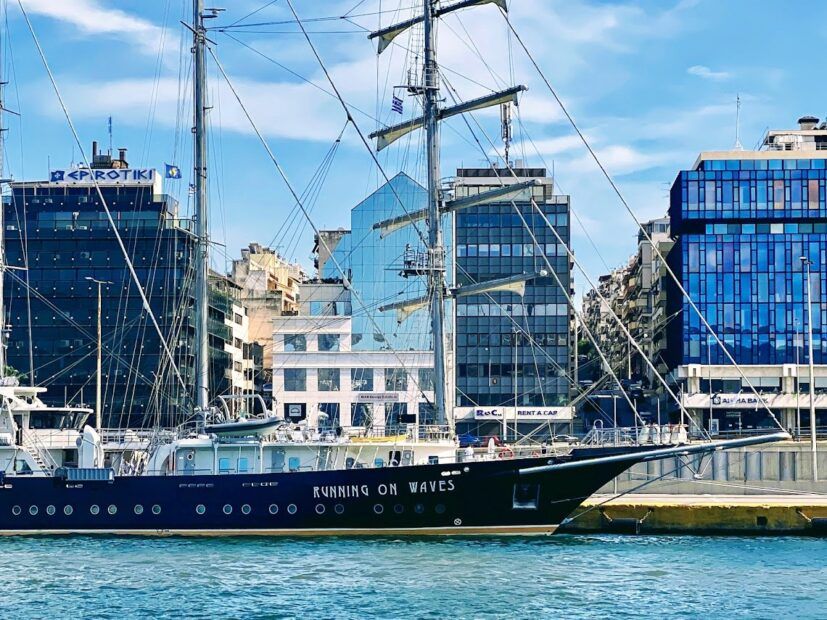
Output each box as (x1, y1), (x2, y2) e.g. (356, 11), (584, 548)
(0, 0), (788, 535)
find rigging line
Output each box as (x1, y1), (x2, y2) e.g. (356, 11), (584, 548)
(501, 11), (786, 434)
(4, 8), (34, 384)
(282, 0), (432, 250)
(223, 30), (481, 158)
(514, 114), (613, 274)
(16, 0), (191, 405)
(4, 270), (179, 401)
(207, 46), (433, 407)
(561, 459), (688, 524)
(225, 0), (280, 29)
(454, 262), (575, 388)
(438, 78), (644, 426)
(440, 77), (713, 439)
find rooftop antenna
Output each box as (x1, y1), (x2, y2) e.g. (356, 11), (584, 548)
(734, 94), (743, 150)
(107, 115), (113, 155)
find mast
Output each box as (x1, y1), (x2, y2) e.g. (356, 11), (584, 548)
(369, 0), (525, 430)
(193, 0), (209, 409)
(422, 0), (447, 424)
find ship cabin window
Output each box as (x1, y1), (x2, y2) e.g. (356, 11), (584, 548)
(288, 457), (301, 472)
(318, 334), (340, 352)
(218, 457), (232, 474)
(388, 450), (402, 467)
(374, 458), (385, 468)
(512, 483), (540, 510)
(237, 457), (250, 473)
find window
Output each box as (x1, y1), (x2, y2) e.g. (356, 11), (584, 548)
(386, 403), (408, 426)
(237, 457), (249, 473)
(351, 368), (373, 391)
(284, 334), (306, 352)
(318, 334), (340, 352)
(319, 403), (340, 427)
(351, 403), (372, 426)
(384, 368), (407, 391)
(219, 457), (231, 473)
(318, 368), (340, 391)
(418, 368), (435, 391)
(284, 368), (307, 391)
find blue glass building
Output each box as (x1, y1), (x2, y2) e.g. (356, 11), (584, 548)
(321, 172), (450, 353)
(668, 154), (827, 367)
(453, 167), (572, 412)
(666, 118), (827, 433)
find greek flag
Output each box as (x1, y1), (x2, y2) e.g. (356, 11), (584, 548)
(391, 95), (403, 114)
(165, 163), (182, 179)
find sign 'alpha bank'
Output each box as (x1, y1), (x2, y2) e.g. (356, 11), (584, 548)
(49, 168), (157, 186)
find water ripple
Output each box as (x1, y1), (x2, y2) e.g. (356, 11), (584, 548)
(0, 535), (824, 619)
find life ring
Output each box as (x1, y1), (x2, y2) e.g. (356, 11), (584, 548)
(498, 448), (514, 459)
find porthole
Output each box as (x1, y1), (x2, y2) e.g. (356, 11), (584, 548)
(90, 504), (100, 515)
(29, 506), (38, 516)
(394, 504), (404, 515)
(287, 504), (297, 515)
(268, 504), (279, 515)
(134, 505), (144, 515)
(414, 503), (425, 514)
(435, 504), (446, 515)
(223, 504), (233, 515)
(11, 505), (20, 516)
(64, 505), (73, 516)
(373, 504), (384, 515)
(152, 505), (161, 515)
(46, 505), (56, 516)
(334, 503), (344, 515)
(108, 505), (117, 515)
(315, 504), (325, 515)
(196, 504), (206, 515)
(241, 504), (251, 515)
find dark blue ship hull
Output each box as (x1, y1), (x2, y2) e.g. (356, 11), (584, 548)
(0, 449), (648, 535)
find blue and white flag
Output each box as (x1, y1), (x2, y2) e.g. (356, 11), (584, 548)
(165, 163), (182, 179)
(391, 95), (403, 114)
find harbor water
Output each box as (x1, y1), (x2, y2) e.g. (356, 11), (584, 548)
(2, 535), (825, 618)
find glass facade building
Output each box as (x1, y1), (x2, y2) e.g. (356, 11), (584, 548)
(321, 172), (450, 353)
(454, 167), (572, 409)
(1, 162), (242, 424)
(3, 176), (195, 424)
(668, 156), (827, 367)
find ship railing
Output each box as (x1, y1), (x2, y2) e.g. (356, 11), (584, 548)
(100, 428), (163, 446)
(582, 424), (689, 447)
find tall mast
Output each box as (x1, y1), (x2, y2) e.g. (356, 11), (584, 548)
(369, 0), (522, 429)
(193, 0), (209, 409)
(423, 0), (447, 424)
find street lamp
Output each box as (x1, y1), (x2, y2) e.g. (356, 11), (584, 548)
(86, 277), (111, 432)
(800, 257), (818, 481)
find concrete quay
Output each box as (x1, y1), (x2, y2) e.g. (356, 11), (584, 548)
(558, 494), (827, 535)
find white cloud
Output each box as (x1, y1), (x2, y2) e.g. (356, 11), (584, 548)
(687, 65), (730, 81)
(20, 0), (167, 56)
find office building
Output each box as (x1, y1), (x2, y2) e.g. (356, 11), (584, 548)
(452, 166), (573, 436)
(3, 145), (243, 423)
(668, 116), (827, 433)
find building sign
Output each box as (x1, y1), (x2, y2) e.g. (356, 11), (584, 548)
(455, 406), (573, 421)
(49, 168), (157, 185)
(683, 392), (827, 409)
(356, 393), (401, 403)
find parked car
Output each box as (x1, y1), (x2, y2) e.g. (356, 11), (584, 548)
(457, 432), (483, 448)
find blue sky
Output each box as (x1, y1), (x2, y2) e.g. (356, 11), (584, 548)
(5, 0), (826, 292)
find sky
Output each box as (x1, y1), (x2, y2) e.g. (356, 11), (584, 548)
(4, 0), (827, 295)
